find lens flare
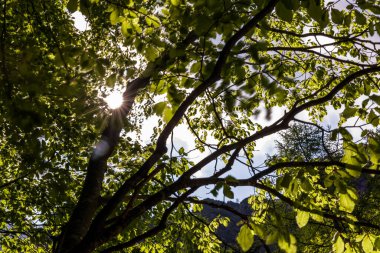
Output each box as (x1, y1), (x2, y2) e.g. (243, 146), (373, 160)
(105, 91), (123, 109)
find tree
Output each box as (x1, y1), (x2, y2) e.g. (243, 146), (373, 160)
(274, 123), (342, 161)
(1, 0), (380, 252)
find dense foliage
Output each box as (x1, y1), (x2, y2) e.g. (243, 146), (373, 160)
(1, 0), (380, 252)
(266, 124), (380, 253)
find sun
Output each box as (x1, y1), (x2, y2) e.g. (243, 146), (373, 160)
(105, 91), (124, 109)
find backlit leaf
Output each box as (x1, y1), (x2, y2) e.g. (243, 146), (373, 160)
(296, 210), (309, 228)
(237, 225), (254, 252)
(152, 102), (167, 116)
(362, 235), (374, 253)
(110, 9), (119, 25)
(171, 0), (180, 6)
(334, 236), (345, 253)
(339, 193), (356, 213)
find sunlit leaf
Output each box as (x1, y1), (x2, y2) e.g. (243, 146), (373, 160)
(296, 210), (309, 228)
(362, 235), (374, 253)
(339, 193), (356, 213)
(171, 0), (180, 6)
(334, 235), (345, 253)
(152, 102), (167, 116)
(110, 9), (119, 25)
(236, 225), (254, 252)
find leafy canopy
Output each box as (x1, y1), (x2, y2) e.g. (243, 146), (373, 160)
(1, 0), (380, 252)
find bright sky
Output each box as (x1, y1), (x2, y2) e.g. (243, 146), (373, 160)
(72, 11), (89, 31)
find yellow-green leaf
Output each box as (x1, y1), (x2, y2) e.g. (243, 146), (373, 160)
(334, 235), (345, 253)
(163, 106), (173, 123)
(145, 46), (159, 62)
(110, 10), (119, 25)
(152, 102), (167, 116)
(278, 234), (297, 253)
(339, 193), (356, 213)
(237, 225), (254, 252)
(374, 237), (380, 250)
(296, 210), (309, 228)
(171, 0), (180, 6)
(121, 20), (131, 37)
(362, 235), (374, 253)
(266, 231), (278, 245)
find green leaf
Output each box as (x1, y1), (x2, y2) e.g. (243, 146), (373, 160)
(131, 18), (142, 33)
(368, 109), (379, 126)
(296, 210), (309, 228)
(342, 143), (366, 171)
(319, 10), (329, 29)
(281, 0), (299, 10)
(152, 102), (167, 116)
(225, 175), (238, 184)
(370, 94), (380, 105)
(178, 147), (185, 155)
(307, 0), (323, 22)
(280, 173), (292, 188)
(106, 73), (117, 87)
(145, 46), (159, 61)
(171, 0), (180, 6)
(236, 225), (254, 252)
(121, 20), (132, 37)
(334, 236), (345, 253)
(146, 15), (160, 28)
(339, 128), (352, 141)
(331, 129), (339, 141)
(342, 107), (357, 119)
(276, 1), (293, 23)
(376, 23), (380, 36)
(374, 237), (380, 250)
(169, 48), (185, 58)
(339, 193), (356, 213)
(167, 84), (185, 108)
(266, 231), (279, 244)
(67, 0), (78, 13)
(95, 62), (105, 77)
(278, 234), (297, 253)
(163, 106), (173, 123)
(223, 185), (234, 199)
(190, 62), (201, 73)
(355, 10), (366, 25)
(310, 213), (323, 222)
(331, 8), (344, 24)
(362, 235), (374, 253)
(110, 9), (119, 25)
